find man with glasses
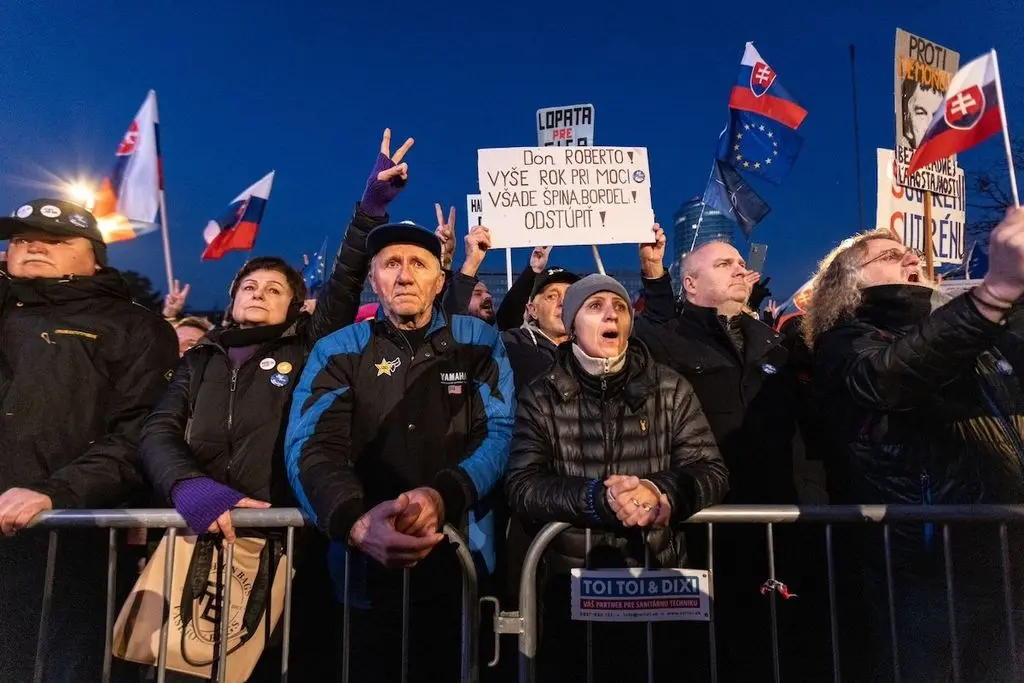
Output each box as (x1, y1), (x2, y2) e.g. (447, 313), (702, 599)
(804, 213), (1024, 682)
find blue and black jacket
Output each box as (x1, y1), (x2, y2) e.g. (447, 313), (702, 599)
(285, 305), (515, 594)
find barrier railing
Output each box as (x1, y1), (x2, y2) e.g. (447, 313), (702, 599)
(24, 509), (480, 683)
(499, 505), (1024, 683)
(20, 505), (1024, 682)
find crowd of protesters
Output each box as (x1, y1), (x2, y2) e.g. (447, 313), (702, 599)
(2, 128), (1024, 683)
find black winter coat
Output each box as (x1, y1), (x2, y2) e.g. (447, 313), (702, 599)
(815, 286), (1024, 568)
(141, 206), (382, 503)
(634, 289), (799, 503)
(506, 342), (728, 574)
(0, 269), (178, 508)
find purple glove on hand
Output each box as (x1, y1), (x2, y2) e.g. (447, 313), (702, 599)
(171, 477), (245, 534)
(361, 153), (405, 218)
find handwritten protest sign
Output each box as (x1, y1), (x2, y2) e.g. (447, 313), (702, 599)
(537, 104), (595, 147)
(894, 29), (962, 198)
(477, 147), (654, 249)
(466, 194), (483, 227)
(876, 148), (965, 264)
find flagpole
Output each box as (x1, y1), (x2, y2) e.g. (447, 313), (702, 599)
(591, 245), (606, 275)
(691, 161), (717, 252)
(158, 189), (175, 293)
(151, 91), (175, 292)
(849, 44), (866, 227)
(991, 49), (1020, 206)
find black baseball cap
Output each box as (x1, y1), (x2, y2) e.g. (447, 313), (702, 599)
(366, 221), (442, 263)
(0, 198), (108, 267)
(530, 266), (580, 298)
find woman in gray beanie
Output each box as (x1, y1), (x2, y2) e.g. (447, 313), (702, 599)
(506, 273), (728, 682)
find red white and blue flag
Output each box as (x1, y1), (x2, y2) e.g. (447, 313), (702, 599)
(92, 91), (163, 243)
(201, 171), (275, 261)
(908, 52), (1003, 176)
(728, 43), (808, 130)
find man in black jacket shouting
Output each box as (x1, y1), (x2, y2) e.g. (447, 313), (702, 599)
(0, 199), (178, 682)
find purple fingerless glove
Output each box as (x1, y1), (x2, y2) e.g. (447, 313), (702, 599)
(360, 153), (405, 217)
(171, 477), (245, 534)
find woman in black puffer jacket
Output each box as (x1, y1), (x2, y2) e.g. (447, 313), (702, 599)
(506, 274), (728, 683)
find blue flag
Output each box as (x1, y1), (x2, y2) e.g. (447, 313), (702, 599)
(703, 159), (771, 237)
(717, 110), (803, 185)
(302, 237), (329, 297)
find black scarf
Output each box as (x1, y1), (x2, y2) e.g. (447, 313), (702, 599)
(216, 316), (298, 349)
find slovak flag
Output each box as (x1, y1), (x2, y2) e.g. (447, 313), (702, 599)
(908, 51), (1003, 176)
(729, 42), (808, 130)
(92, 90), (163, 243)
(201, 171), (275, 261)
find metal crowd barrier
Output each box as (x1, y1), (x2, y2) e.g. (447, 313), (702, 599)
(24, 509), (480, 683)
(501, 504), (1024, 683)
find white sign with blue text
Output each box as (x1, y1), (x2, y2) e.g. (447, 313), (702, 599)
(570, 568), (711, 622)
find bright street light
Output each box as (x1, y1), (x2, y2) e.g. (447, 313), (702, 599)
(64, 182), (97, 211)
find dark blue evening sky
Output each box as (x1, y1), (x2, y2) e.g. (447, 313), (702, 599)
(1, 0), (1020, 308)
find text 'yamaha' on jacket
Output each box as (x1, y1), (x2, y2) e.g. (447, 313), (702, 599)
(505, 341), (728, 574)
(0, 268), (178, 508)
(140, 205), (384, 504)
(285, 307), (516, 573)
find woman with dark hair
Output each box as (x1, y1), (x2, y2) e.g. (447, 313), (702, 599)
(139, 129), (416, 679)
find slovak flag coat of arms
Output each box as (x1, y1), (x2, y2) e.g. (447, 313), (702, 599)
(908, 51), (1003, 175)
(729, 42), (807, 130)
(749, 59), (776, 97)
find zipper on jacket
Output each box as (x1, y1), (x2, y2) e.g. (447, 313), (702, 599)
(600, 378), (613, 477)
(227, 367), (239, 430)
(920, 471), (934, 552)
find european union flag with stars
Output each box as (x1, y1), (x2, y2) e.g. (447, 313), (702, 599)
(716, 110), (803, 185)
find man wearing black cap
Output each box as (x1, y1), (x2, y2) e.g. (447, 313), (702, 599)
(285, 221), (514, 683)
(0, 198), (178, 681)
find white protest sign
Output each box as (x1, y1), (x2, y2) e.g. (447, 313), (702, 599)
(537, 104), (595, 147)
(570, 568), (711, 622)
(894, 29), (962, 198)
(466, 194), (483, 227)
(477, 147), (654, 249)
(876, 148), (966, 264)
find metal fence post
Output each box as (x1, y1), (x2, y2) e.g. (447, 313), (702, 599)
(281, 526), (295, 682)
(31, 530), (58, 683)
(102, 528), (118, 683)
(157, 528), (177, 683)
(518, 522), (570, 683)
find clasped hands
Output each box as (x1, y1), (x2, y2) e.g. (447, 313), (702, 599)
(604, 475), (671, 528)
(348, 487), (447, 569)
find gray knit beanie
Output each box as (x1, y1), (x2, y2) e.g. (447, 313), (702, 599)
(561, 274), (632, 335)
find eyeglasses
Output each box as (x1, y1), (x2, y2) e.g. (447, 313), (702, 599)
(861, 247), (924, 268)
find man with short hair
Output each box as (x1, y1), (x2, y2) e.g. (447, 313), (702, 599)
(635, 239), (821, 681)
(286, 222), (514, 683)
(0, 198), (178, 681)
